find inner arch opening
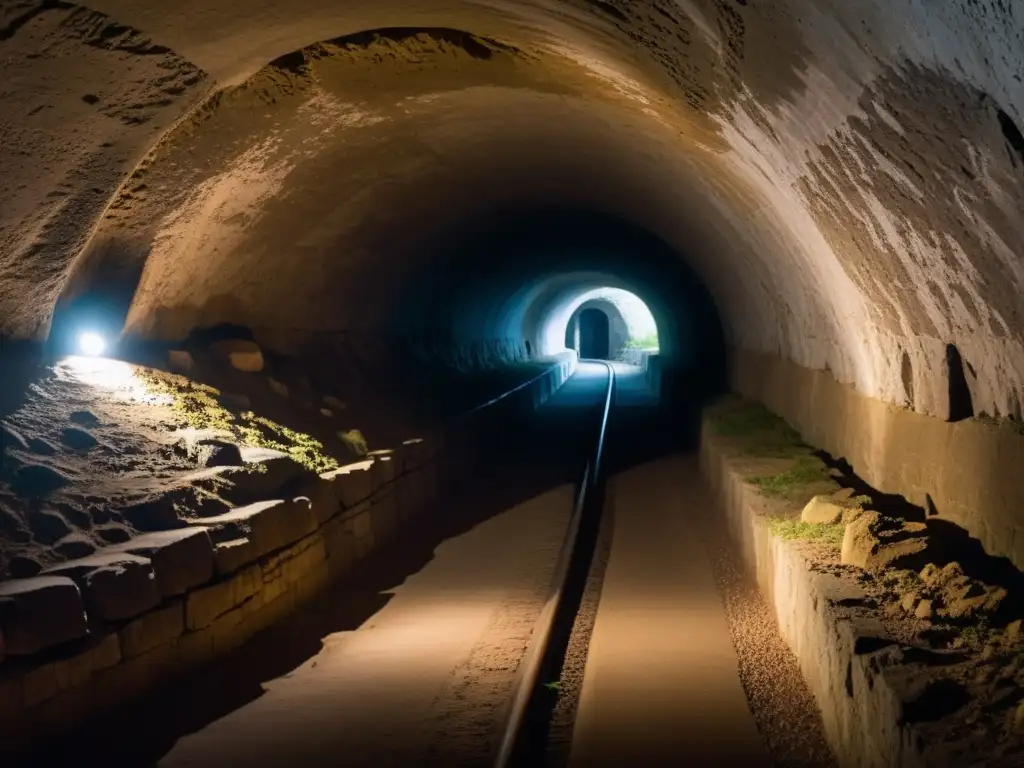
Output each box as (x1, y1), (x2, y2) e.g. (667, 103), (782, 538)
(555, 287), (659, 360)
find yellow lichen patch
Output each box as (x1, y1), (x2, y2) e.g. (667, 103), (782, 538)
(136, 368), (340, 473)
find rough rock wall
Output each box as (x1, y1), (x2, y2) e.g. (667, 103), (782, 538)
(0, 0), (1021, 424)
(0, 0), (207, 338)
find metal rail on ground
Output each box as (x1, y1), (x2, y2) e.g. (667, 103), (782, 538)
(494, 360), (616, 768)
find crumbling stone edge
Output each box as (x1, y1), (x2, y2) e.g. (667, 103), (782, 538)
(0, 354), (577, 755)
(699, 410), (928, 768)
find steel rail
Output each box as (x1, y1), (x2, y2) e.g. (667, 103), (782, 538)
(494, 360), (616, 768)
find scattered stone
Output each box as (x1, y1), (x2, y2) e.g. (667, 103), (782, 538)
(920, 563), (941, 584)
(840, 512), (933, 572)
(69, 411), (100, 427)
(8, 555), (43, 579)
(44, 552), (161, 622)
(105, 528), (215, 597)
(322, 459), (374, 508)
(870, 537), (932, 572)
(190, 498), (316, 558)
(28, 508), (72, 545)
(0, 422), (29, 452)
(914, 599), (934, 620)
(830, 487), (856, 503)
(267, 377), (289, 397)
(27, 437), (56, 455)
(57, 503), (93, 529)
(210, 339), (264, 373)
(801, 496), (843, 525)
(55, 533), (98, 559)
(94, 525), (132, 545)
(196, 438), (243, 468)
(222, 449), (312, 502)
(841, 506), (866, 525)
(901, 592), (920, 612)
(12, 463), (71, 497)
(842, 512), (880, 568)
(60, 426), (98, 451)
(0, 576), (88, 655)
(947, 586), (1007, 619)
(120, 497), (181, 532)
(213, 538), (258, 575)
(168, 350), (195, 373)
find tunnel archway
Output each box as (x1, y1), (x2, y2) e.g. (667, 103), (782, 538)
(578, 308), (610, 360)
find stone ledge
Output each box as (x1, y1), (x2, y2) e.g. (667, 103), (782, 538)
(0, 357), (572, 758)
(700, 415), (930, 768)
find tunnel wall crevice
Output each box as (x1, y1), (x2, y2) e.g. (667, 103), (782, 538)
(730, 348), (1024, 572)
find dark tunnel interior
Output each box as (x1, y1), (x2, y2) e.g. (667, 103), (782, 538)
(1, 1), (1023, 765)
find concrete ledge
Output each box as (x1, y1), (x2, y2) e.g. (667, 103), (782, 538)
(700, 409), (933, 768)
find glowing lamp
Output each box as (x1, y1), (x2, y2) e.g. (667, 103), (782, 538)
(78, 331), (107, 357)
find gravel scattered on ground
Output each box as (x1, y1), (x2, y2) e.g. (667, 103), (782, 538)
(696, 497), (838, 768)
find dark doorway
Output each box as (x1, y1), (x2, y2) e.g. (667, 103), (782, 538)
(579, 308), (610, 359)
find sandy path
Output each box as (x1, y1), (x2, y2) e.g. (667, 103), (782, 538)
(569, 454), (770, 766)
(158, 480), (574, 767)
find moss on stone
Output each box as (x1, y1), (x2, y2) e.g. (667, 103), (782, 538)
(768, 517), (845, 547)
(709, 399), (811, 458)
(137, 368), (340, 474)
(748, 455), (831, 497)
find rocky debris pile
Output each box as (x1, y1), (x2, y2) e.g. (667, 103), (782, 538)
(797, 487), (1024, 759)
(892, 562), (1010, 625)
(800, 489), (1020, 633)
(841, 510), (933, 573)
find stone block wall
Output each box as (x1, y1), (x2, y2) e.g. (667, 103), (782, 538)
(731, 349), (1024, 572)
(0, 353), (576, 756)
(699, 416), (928, 768)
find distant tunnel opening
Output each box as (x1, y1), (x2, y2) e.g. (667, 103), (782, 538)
(578, 308), (609, 359)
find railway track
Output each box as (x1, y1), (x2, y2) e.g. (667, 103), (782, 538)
(495, 360), (616, 767)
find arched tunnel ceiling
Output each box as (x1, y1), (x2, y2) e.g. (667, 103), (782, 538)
(2, 0), (1023, 420)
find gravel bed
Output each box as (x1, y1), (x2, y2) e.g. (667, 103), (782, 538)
(697, 498), (838, 768)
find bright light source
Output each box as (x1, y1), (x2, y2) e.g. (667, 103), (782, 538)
(78, 332), (107, 357)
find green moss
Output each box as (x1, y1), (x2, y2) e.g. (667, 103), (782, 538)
(709, 401), (810, 458)
(624, 334), (659, 350)
(768, 517), (845, 547)
(137, 368), (340, 474)
(748, 456), (831, 497)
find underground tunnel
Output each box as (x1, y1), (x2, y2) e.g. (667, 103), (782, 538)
(1, 1), (1023, 766)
